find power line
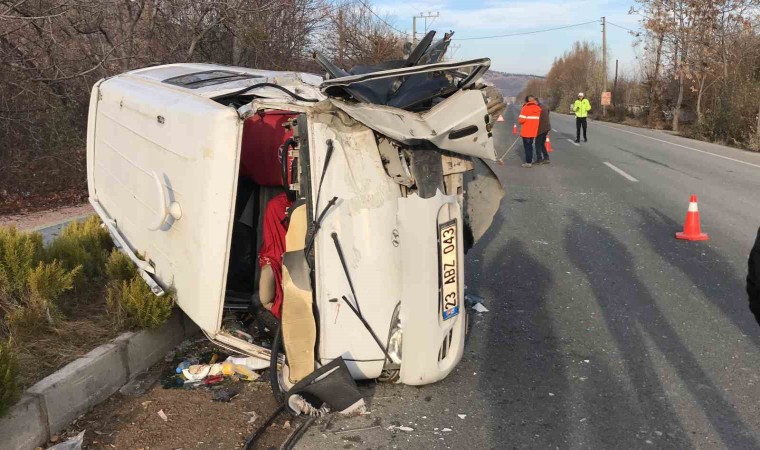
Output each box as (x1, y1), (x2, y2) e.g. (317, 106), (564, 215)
(354, 0), (407, 35)
(607, 20), (641, 36)
(453, 20), (600, 41)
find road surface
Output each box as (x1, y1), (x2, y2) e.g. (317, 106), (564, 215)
(298, 108), (760, 449)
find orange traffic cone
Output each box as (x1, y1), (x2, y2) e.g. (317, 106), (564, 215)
(546, 135), (553, 153)
(512, 124), (518, 135)
(497, 115), (505, 122)
(676, 195), (709, 241)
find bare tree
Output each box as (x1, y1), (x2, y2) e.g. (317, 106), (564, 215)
(0, 0), (405, 211)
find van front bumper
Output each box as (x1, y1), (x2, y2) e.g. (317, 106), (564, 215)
(397, 191), (466, 385)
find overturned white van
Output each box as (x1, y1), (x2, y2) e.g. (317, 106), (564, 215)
(86, 32), (505, 391)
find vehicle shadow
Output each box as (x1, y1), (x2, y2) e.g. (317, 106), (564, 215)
(564, 210), (758, 449)
(470, 235), (571, 448)
(636, 207), (758, 340)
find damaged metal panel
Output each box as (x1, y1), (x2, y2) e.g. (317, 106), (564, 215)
(307, 116), (401, 379)
(377, 139), (414, 187)
(410, 150), (444, 199)
(464, 158), (505, 247)
(331, 90), (496, 160)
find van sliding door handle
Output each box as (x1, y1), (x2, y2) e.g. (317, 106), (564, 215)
(148, 171), (182, 231)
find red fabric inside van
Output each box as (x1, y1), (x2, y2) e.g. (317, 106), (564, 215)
(240, 111), (298, 186)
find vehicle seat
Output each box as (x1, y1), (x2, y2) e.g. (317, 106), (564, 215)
(240, 111), (299, 187)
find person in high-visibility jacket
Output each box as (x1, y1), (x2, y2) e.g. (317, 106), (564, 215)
(572, 92), (591, 143)
(518, 95), (542, 168)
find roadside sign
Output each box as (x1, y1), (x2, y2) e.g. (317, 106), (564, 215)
(601, 91), (612, 106)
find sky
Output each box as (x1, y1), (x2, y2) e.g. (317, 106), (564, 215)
(373, 0), (644, 76)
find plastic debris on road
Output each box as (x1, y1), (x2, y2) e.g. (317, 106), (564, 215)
(167, 346), (262, 390)
(472, 303), (489, 313)
(387, 425), (414, 432)
(46, 431), (84, 450)
(464, 293), (485, 308)
(158, 409), (168, 422)
(227, 355), (270, 371)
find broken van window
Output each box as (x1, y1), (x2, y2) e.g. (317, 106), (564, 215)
(163, 70), (259, 89)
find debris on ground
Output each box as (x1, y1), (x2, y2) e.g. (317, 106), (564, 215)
(54, 338), (292, 449)
(387, 424), (414, 432)
(212, 385), (243, 403)
(472, 303), (489, 313)
(157, 409), (168, 422)
(464, 293), (485, 308)
(46, 431), (84, 450)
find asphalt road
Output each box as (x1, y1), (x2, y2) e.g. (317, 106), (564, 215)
(298, 108), (760, 449)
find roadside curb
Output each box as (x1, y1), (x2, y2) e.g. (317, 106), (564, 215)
(0, 308), (198, 450)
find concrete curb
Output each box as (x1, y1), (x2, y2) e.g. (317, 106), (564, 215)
(0, 308), (198, 450)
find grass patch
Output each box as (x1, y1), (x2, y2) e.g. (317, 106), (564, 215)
(0, 338), (19, 416)
(107, 277), (174, 330)
(106, 249), (137, 283)
(0, 218), (175, 411)
(46, 215), (113, 284)
(0, 227), (44, 300)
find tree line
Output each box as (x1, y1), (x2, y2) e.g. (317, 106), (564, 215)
(520, 0), (760, 151)
(0, 0), (403, 211)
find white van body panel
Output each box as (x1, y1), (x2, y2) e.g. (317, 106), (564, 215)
(308, 114), (402, 379)
(89, 74), (242, 333)
(87, 62), (500, 385)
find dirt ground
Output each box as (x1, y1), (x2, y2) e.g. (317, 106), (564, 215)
(0, 202), (92, 230)
(52, 340), (294, 450)
(15, 290), (122, 390)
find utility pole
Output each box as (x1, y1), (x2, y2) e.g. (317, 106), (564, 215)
(412, 12), (439, 44)
(412, 16), (416, 45)
(613, 59), (619, 108)
(602, 17), (609, 115)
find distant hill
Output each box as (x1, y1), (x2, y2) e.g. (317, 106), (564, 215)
(482, 71), (545, 97)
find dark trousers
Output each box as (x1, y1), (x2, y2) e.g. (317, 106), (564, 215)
(576, 117), (588, 141)
(535, 132), (549, 161)
(749, 227), (760, 326)
(522, 137), (535, 163)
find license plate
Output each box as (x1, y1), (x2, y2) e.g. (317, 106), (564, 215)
(439, 220), (459, 320)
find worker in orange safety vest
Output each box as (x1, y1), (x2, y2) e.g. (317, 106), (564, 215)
(518, 95), (542, 168)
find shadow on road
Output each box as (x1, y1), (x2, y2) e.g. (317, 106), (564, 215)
(471, 233), (571, 447)
(636, 207), (758, 340)
(564, 211), (758, 449)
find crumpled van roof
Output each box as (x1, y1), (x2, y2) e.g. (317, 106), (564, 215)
(124, 63), (324, 100)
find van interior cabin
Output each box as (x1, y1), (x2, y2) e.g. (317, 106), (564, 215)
(221, 107), (305, 342)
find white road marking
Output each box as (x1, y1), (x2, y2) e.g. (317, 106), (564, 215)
(595, 122), (760, 170)
(567, 139), (580, 146)
(604, 162), (639, 182)
(552, 128), (559, 132)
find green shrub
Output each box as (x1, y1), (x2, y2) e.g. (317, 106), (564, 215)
(0, 339), (19, 417)
(105, 249), (136, 283)
(46, 216), (113, 280)
(0, 227), (44, 300)
(107, 277), (174, 329)
(28, 261), (80, 323)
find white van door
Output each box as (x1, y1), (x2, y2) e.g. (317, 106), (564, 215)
(87, 75), (241, 334)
